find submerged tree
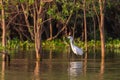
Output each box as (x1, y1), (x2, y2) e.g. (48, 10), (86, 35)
(99, 0), (105, 59)
(0, 0), (6, 61)
(91, 0), (106, 58)
(19, 0), (53, 60)
(83, 0), (87, 51)
(0, 0), (6, 48)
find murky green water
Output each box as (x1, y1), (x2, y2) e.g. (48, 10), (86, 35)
(0, 49), (120, 80)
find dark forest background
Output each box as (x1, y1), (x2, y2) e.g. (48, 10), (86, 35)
(0, 0), (120, 41)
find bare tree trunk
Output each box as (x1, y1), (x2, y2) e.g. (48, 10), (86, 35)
(1, 0), (6, 61)
(99, 0), (105, 59)
(31, 0), (53, 60)
(83, 0), (88, 51)
(21, 4), (34, 40)
(92, 16), (96, 54)
(34, 10), (41, 61)
(93, 16), (96, 47)
(49, 18), (53, 39)
(1, 0), (6, 47)
(72, 12), (77, 38)
(83, 0), (88, 75)
(34, 30), (41, 61)
(0, 1), (11, 61)
(33, 0), (44, 61)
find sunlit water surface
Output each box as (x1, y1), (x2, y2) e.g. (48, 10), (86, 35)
(0, 49), (120, 80)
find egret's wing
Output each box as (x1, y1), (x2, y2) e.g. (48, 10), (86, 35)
(73, 45), (83, 55)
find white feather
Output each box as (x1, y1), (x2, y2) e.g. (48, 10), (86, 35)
(68, 36), (83, 55)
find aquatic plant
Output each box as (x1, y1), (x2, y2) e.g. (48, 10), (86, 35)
(6, 38), (34, 50)
(0, 37), (120, 52)
(7, 38), (19, 49)
(42, 39), (66, 50)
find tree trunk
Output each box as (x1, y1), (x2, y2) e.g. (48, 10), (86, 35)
(1, 0), (6, 61)
(72, 12), (77, 38)
(99, 0), (105, 59)
(34, 31), (41, 61)
(34, 13), (41, 61)
(21, 4), (34, 40)
(49, 18), (53, 40)
(1, 0), (6, 47)
(33, 0), (43, 61)
(83, 0), (87, 51)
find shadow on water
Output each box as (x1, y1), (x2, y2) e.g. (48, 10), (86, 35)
(0, 49), (120, 80)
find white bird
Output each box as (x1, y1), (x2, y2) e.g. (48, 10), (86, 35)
(68, 36), (83, 55)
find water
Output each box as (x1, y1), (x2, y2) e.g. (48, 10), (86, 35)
(0, 49), (120, 80)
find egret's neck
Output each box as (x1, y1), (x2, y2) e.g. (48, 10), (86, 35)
(70, 39), (74, 47)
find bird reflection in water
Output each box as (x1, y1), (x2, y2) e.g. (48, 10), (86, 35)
(68, 61), (83, 77)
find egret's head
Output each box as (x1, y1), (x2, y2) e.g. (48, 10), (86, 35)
(67, 36), (73, 41)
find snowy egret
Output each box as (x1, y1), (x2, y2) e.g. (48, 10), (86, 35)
(68, 36), (83, 55)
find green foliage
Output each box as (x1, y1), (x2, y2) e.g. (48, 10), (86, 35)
(19, 0), (34, 4)
(0, 38), (120, 53)
(7, 38), (19, 49)
(47, 0), (81, 22)
(109, 39), (120, 48)
(19, 0), (25, 3)
(42, 38), (120, 51)
(28, 0), (34, 4)
(47, 8), (55, 15)
(42, 39), (66, 50)
(6, 38), (34, 50)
